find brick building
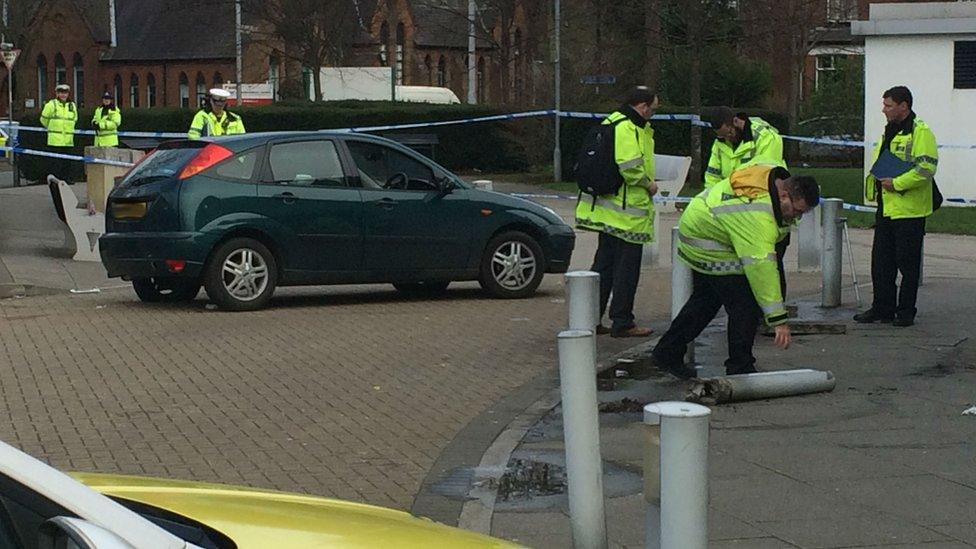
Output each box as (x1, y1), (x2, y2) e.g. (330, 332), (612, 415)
(6, 0), (542, 116)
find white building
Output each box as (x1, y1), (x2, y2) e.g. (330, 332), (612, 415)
(852, 2), (976, 205)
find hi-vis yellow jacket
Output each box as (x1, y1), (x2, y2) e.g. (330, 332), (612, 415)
(40, 99), (78, 147)
(864, 114), (937, 219)
(575, 108), (656, 245)
(705, 117), (785, 189)
(92, 106), (122, 147)
(188, 109), (245, 140)
(678, 164), (791, 326)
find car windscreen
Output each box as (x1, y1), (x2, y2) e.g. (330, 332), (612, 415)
(122, 147), (204, 186)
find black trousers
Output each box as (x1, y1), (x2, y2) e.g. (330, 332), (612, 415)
(47, 146), (74, 183)
(653, 271), (762, 374)
(871, 216), (925, 320)
(591, 231), (643, 333)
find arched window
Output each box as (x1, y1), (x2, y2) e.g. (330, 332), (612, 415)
(195, 72), (206, 107)
(213, 72), (223, 87)
(36, 54), (48, 103)
(113, 73), (123, 106)
(72, 53), (84, 107)
(179, 72), (189, 108)
(129, 74), (139, 108)
(395, 23), (405, 84)
(378, 22), (389, 65)
(54, 53), (66, 87)
(146, 73), (156, 107)
(437, 56), (447, 87)
(424, 55), (432, 85)
(269, 55), (280, 100)
(477, 57), (486, 102)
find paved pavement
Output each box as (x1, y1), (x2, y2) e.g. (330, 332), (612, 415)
(3, 170), (976, 548)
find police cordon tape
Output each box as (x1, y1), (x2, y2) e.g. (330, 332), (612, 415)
(1, 111), (972, 206)
(512, 192), (884, 212)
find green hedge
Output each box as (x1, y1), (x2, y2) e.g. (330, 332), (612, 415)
(13, 101), (787, 182)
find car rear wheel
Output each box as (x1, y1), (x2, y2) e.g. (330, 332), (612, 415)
(393, 281), (450, 295)
(478, 231), (545, 299)
(132, 277), (200, 303)
(203, 238), (278, 311)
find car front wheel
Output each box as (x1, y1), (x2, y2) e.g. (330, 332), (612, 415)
(203, 238), (278, 311)
(132, 277), (200, 303)
(478, 231), (545, 299)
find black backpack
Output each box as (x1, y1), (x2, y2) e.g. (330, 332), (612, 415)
(574, 119), (626, 205)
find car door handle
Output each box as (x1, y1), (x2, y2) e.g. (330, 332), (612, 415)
(373, 198), (397, 209)
(274, 192), (297, 204)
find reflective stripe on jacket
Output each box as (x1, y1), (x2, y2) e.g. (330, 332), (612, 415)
(864, 115), (937, 219)
(40, 99), (78, 147)
(575, 108), (656, 245)
(678, 164), (789, 326)
(92, 106), (122, 147)
(705, 117), (785, 189)
(188, 109), (246, 140)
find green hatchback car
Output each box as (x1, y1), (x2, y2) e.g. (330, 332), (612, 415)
(99, 132), (575, 310)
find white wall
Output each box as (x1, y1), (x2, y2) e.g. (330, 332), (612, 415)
(863, 35), (976, 203)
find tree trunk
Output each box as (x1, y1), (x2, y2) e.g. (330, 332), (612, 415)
(644, 0), (662, 88)
(687, 4), (704, 187)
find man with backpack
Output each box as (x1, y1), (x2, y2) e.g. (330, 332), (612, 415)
(575, 86), (659, 338)
(853, 86), (939, 328)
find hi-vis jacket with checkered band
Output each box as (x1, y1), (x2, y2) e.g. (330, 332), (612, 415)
(40, 99), (78, 147)
(864, 114), (938, 219)
(575, 107), (656, 245)
(678, 164), (790, 326)
(704, 117), (785, 189)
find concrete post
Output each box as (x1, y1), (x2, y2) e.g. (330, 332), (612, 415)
(821, 198), (843, 308)
(671, 227), (694, 363)
(565, 271), (600, 331)
(644, 402), (710, 549)
(557, 329), (608, 549)
(797, 206), (821, 271)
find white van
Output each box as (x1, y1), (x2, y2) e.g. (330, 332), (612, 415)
(395, 85), (461, 104)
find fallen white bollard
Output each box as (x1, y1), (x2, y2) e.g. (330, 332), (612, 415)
(686, 369), (836, 405)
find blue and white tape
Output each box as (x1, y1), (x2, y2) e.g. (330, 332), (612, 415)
(0, 145), (135, 167)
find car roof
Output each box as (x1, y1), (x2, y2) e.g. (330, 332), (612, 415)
(201, 131), (392, 149)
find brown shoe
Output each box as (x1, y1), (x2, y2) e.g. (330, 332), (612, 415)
(595, 324), (611, 335)
(611, 326), (654, 338)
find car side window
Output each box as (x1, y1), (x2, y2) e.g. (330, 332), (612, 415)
(211, 148), (260, 182)
(347, 141), (436, 191)
(268, 140), (345, 187)
(0, 472), (74, 549)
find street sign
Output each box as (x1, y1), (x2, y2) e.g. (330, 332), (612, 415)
(581, 74), (616, 85)
(1, 49), (20, 70)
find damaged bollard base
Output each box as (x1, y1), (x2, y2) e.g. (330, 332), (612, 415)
(686, 369), (836, 405)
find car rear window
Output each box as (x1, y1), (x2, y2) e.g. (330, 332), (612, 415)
(122, 147), (202, 186)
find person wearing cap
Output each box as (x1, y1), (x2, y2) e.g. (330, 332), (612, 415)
(187, 88), (245, 140)
(92, 91), (122, 147)
(40, 83), (79, 180)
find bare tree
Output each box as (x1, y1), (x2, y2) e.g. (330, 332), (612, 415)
(243, 0), (366, 100)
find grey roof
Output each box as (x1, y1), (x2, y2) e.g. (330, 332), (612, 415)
(102, 0), (235, 61)
(71, 0), (112, 43)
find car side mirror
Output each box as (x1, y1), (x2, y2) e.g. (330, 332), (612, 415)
(38, 517), (132, 548)
(436, 176), (455, 195)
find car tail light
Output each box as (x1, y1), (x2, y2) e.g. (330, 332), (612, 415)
(165, 259), (187, 273)
(178, 144), (233, 180)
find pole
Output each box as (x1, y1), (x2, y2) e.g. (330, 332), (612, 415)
(797, 206), (821, 271)
(552, 0), (562, 183)
(467, 0), (477, 104)
(235, 0), (243, 105)
(565, 271), (600, 331)
(644, 402), (710, 549)
(671, 227), (694, 363)
(842, 219), (861, 308)
(821, 198), (843, 308)
(558, 329), (608, 549)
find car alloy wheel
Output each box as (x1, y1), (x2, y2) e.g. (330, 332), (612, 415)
(204, 237), (278, 311)
(478, 231), (545, 299)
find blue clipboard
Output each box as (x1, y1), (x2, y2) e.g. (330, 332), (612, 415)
(870, 150), (913, 179)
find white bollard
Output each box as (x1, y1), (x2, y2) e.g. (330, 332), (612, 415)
(565, 271), (600, 331)
(797, 206), (821, 272)
(671, 227), (694, 363)
(821, 198), (843, 308)
(644, 402), (710, 549)
(686, 368), (836, 405)
(558, 330), (608, 549)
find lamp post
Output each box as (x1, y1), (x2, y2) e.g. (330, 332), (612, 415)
(553, 0), (562, 183)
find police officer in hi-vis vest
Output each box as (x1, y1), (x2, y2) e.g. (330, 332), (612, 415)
(92, 91), (122, 147)
(40, 83), (78, 181)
